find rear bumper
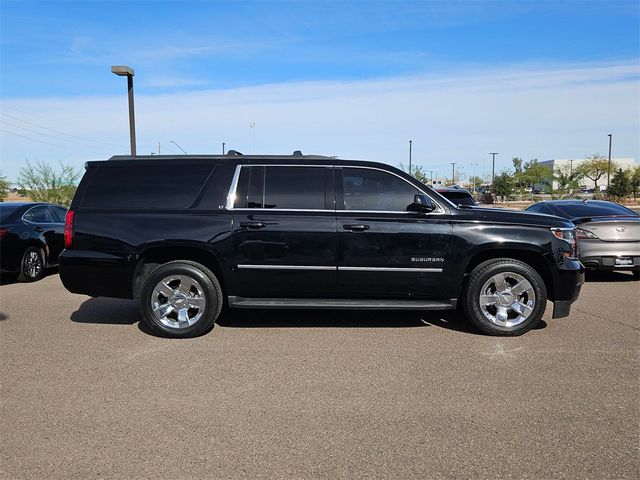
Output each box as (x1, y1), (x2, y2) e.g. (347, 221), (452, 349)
(59, 249), (136, 298)
(579, 240), (640, 270)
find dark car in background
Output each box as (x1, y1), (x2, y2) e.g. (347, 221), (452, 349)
(435, 187), (477, 206)
(526, 200), (639, 279)
(0, 202), (67, 281)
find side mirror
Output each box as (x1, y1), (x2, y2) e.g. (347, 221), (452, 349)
(407, 194), (436, 213)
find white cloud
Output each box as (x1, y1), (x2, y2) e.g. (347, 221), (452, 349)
(1, 60), (638, 181)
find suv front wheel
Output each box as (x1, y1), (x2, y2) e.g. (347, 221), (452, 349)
(462, 258), (547, 336)
(139, 260), (223, 338)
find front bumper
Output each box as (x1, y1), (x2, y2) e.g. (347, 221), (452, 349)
(548, 257), (585, 319)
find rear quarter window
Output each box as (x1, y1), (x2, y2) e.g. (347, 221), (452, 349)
(80, 164), (214, 209)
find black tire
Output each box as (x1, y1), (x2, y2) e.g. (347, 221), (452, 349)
(139, 260), (223, 338)
(462, 258), (547, 336)
(17, 247), (45, 282)
(633, 268), (640, 281)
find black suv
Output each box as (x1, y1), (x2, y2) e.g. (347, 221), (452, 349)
(60, 153), (584, 337)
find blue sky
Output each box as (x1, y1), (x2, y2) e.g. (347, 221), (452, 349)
(1, 0), (639, 181)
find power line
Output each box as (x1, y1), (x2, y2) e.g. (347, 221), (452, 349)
(0, 128), (105, 155)
(0, 111), (125, 149)
(0, 119), (113, 150)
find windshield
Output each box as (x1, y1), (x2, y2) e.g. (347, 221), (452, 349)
(547, 202), (638, 218)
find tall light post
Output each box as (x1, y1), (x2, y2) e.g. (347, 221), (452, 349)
(470, 162), (478, 192)
(429, 170), (434, 186)
(409, 140), (413, 175)
(111, 66), (137, 156)
(451, 162), (456, 184)
(169, 140), (187, 155)
(250, 121), (256, 153)
(490, 152), (499, 185)
(607, 134), (612, 189)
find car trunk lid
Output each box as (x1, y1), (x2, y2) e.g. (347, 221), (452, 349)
(574, 216), (640, 242)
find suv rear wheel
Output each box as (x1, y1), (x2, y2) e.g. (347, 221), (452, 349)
(462, 258), (547, 336)
(139, 260), (223, 338)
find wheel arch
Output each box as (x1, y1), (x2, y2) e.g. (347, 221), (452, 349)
(464, 248), (555, 301)
(132, 244), (225, 299)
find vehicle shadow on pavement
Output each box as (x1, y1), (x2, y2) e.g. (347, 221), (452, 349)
(0, 268), (59, 286)
(70, 298), (546, 336)
(585, 270), (637, 282)
(71, 297), (140, 325)
(219, 308), (489, 335)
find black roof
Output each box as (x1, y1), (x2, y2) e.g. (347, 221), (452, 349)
(88, 153), (409, 172)
(536, 199), (617, 205)
(108, 152), (333, 161)
(0, 201), (54, 208)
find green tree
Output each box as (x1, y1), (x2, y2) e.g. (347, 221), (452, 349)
(398, 162), (431, 185)
(512, 158), (553, 193)
(553, 165), (584, 197)
(631, 166), (640, 201)
(18, 160), (81, 207)
(524, 159), (553, 191)
(512, 157), (527, 193)
(607, 168), (632, 200)
(0, 171), (9, 202)
(467, 175), (484, 191)
(576, 154), (613, 193)
(492, 171), (514, 202)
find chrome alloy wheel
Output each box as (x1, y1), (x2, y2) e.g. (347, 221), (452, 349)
(478, 272), (536, 328)
(25, 250), (42, 279)
(151, 275), (207, 329)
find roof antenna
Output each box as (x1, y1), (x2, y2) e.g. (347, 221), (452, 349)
(293, 150), (303, 156)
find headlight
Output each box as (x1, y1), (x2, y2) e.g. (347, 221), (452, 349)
(551, 228), (578, 259)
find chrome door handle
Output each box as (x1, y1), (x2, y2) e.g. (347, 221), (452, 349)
(343, 224), (369, 232)
(239, 221), (266, 229)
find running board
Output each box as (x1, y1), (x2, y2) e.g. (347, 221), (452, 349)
(228, 297), (457, 310)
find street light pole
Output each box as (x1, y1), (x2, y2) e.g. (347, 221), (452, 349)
(607, 134), (612, 189)
(490, 152), (499, 185)
(111, 66), (137, 156)
(429, 170), (433, 186)
(409, 140), (413, 175)
(451, 162), (456, 184)
(169, 140), (187, 155)
(470, 162), (478, 192)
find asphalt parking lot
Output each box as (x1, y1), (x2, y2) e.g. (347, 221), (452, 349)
(1, 271), (638, 479)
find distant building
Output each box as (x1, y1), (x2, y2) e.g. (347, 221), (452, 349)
(539, 157), (636, 190)
(426, 176), (448, 187)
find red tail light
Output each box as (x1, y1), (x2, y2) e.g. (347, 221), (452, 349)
(0, 228), (10, 238)
(576, 228), (598, 240)
(64, 210), (75, 248)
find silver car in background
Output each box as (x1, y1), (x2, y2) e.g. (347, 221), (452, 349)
(526, 200), (640, 280)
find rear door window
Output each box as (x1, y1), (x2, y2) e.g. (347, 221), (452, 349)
(23, 206), (56, 223)
(234, 166), (329, 210)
